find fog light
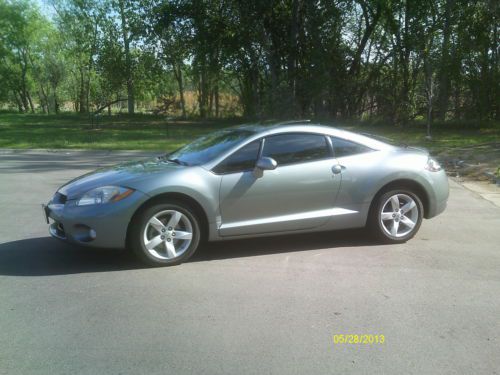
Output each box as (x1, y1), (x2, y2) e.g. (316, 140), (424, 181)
(73, 224), (97, 242)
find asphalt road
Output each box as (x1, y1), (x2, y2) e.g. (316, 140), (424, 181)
(1, 150), (499, 375)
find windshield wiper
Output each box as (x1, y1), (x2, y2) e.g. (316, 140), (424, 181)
(167, 158), (189, 166)
(157, 153), (190, 166)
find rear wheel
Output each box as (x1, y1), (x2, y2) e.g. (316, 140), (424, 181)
(129, 202), (201, 266)
(369, 189), (423, 243)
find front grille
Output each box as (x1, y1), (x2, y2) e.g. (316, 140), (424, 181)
(55, 222), (65, 237)
(53, 192), (67, 204)
(49, 221), (67, 240)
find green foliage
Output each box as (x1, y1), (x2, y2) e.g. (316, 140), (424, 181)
(0, 113), (497, 151)
(0, 0), (498, 125)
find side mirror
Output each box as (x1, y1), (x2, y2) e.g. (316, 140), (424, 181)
(255, 157), (277, 171)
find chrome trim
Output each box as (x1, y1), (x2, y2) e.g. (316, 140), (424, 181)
(42, 204), (49, 224)
(48, 203), (65, 210)
(220, 207), (357, 230)
(49, 223), (67, 240)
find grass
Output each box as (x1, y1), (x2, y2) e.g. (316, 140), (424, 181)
(339, 123), (499, 153)
(0, 113), (245, 151)
(0, 113), (498, 155)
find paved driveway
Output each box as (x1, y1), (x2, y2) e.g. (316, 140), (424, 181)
(1, 150), (499, 375)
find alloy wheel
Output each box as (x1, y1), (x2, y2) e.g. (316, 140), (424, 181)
(142, 210), (193, 260)
(379, 193), (419, 238)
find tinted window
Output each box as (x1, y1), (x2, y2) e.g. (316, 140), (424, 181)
(262, 134), (330, 165)
(168, 129), (254, 165)
(331, 137), (372, 157)
(213, 141), (260, 174)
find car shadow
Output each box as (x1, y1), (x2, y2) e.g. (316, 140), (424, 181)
(0, 230), (377, 276)
(191, 229), (375, 262)
(0, 237), (141, 276)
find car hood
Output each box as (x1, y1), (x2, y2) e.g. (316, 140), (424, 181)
(58, 157), (183, 199)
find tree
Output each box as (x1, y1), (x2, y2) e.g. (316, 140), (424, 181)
(0, 0), (49, 112)
(116, 0), (136, 114)
(146, 0), (191, 118)
(51, 0), (103, 113)
(0, 0), (497, 123)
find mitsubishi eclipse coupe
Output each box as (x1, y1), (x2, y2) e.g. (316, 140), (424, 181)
(43, 123), (449, 266)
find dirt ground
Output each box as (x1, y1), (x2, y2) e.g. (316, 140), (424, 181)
(435, 142), (500, 183)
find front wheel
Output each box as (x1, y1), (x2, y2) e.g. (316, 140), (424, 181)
(369, 189), (423, 243)
(129, 202), (201, 266)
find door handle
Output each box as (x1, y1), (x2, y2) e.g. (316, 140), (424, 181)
(331, 164), (344, 174)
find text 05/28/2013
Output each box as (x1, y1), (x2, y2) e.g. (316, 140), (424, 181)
(333, 334), (385, 345)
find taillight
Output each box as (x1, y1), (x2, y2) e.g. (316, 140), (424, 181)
(425, 158), (442, 172)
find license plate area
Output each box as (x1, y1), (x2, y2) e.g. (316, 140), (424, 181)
(42, 204), (50, 224)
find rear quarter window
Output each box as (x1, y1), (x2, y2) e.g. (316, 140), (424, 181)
(331, 137), (373, 158)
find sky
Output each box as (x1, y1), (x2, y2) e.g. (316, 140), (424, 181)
(34, 0), (55, 19)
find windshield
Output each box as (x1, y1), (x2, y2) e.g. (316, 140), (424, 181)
(168, 129), (255, 166)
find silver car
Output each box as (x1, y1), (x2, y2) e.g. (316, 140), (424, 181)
(44, 123), (449, 266)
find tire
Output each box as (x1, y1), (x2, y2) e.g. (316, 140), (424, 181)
(129, 202), (201, 266)
(368, 189), (423, 244)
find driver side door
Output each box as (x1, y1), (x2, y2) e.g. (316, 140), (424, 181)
(215, 133), (342, 237)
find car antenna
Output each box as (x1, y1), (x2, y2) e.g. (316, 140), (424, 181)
(275, 119), (311, 125)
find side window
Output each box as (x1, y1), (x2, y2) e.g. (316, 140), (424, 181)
(213, 141), (260, 174)
(331, 137), (372, 158)
(262, 134), (330, 166)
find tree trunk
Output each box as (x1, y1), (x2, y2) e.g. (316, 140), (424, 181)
(346, 1), (381, 117)
(349, 2), (381, 77)
(263, 17), (279, 116)
(173, 62), (186, 118)
(74, 90), (79, 112)
(424, 50), (434, 139)
(94, 98), (128, 114)
(491, 0), (499, 120)
(27, 90), (34, 113)
(79, 68), (86, 113)
(118, 0), (134, 114)
(19, 53), (31, 112)
(214, 83), (219, 118)
(436, 0), (454, 121)
(39, 86), (49, 114)
(196, 57), (209, 119)
(209, 89), (214, 118)
(400, 0), (411, 124)
(20, 90), (29, 112)
(287, 0), (299, 116)
(86, 74), (91, 113)
(53, 85), (59, 114)
(13, 91), (23, 113)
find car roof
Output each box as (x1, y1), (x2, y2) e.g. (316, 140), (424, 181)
(201, 121), (395, 170)
(233, 122), (394, 151)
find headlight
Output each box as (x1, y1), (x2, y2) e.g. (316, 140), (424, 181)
(76, 186), (134, 206)
(425, 158), (442, 172)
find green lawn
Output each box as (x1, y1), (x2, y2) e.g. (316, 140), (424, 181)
(0, 113), (498, 155)
(0, 113), (244, 151)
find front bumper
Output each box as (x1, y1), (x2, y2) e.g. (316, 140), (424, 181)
(424, 169), (450, 219)
(44, 190), (149, 248)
